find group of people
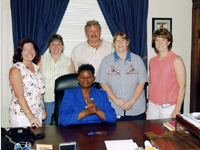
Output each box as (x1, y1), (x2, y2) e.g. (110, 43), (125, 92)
(8, 20), (186, 128)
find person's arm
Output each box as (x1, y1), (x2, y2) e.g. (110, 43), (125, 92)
(100, 83), (126, 108)
(37, 57), (42, 70)
(37, 58), (46, 120)
(41, 94), (47, 120)
(81, 92), (117, 123)
(59, 90), (82, 126)
(78, 100), (105, 120)
(99, 91), (117, 123)
(9, 67), (42, 128)
(95, 109), (106, 120)
(146, 82), (150, 114)
(88, 99), (106, 120)
(172, 56), (186, 118)
(123, 56), (148, 111)
(69, 59), (76, 73)
(122, 83), (145, 110)
(71, 48), (78, 72)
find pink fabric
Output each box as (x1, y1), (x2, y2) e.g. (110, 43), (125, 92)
(149, 51), (179, 106)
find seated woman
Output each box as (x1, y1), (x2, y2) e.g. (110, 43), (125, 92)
(59, 64), (117, 126)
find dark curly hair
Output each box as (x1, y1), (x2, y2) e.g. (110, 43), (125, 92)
(13, 39), (40, 64)
(78, 64), (95, 77)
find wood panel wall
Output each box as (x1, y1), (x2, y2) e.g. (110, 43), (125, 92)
(190, 0), (200, 112)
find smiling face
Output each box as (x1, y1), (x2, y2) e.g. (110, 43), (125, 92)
(78, 70), (95, 89)
(155, 36), (170, 52)
(86, 25), (101, 44)
(49, 40), (63, 55)
(114, 35), (129, 53)
(152, 28), (173, 51)
(21, 43), (36, 63)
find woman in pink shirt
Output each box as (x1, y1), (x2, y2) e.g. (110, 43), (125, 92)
(146, 28), (186, 119)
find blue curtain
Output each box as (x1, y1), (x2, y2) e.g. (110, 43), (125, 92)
(97, 0), (148, 66)
(10, 0), (70, 55)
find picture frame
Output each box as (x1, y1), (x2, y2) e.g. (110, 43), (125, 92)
(36, 144), (53, 150)
(152, 18), (172, 33)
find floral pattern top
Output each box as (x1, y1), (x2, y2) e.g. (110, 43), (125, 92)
(9, 62), (45, 115)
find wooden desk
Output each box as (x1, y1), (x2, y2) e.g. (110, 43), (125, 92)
(30, 119), (172, 150)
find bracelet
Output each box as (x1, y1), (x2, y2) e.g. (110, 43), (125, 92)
(25, 110), (30, 115)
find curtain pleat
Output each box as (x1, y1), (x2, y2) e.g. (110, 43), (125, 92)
(97, 0), (149, 66)
(10, 0), (70, 55)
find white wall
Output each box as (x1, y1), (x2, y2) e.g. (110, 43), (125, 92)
(0, 0), (2, 130)
(1, 0), (14, 127)
(1, 0), (192, 127)
(0, 1), (1, 147)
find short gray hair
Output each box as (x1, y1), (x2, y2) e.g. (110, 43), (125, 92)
(84, 20), (101, 32)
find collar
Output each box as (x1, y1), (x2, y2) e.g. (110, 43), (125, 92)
(49, 53), (63, 61)
(114, 51), (131, 62)
(77, 85), (95, 101)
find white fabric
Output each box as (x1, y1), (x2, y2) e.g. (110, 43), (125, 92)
(9, 110), (42, 127)
(8, 62), (45, 127)
(71, 39), (114, 74)
(9, 62), (45, 115)
(146, 101), (176, 120)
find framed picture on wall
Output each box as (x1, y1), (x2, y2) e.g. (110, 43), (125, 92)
(152, 18), (172, 33)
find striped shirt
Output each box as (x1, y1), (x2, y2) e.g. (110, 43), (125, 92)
(41, 54), (71, 102)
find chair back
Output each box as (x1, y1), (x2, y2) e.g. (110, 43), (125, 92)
(54, 73), (78, 125)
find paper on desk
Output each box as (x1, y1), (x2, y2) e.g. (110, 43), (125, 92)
(181, 114), (200, 128)
(105, 139), (138, 150)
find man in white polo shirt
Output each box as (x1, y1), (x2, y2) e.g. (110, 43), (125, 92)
(71, 20), (114, 75)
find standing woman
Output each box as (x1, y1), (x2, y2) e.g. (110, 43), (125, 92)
(146, 28), (186, 119)
(9, 39), (46, 127)
(96, 31), (148, 121)
(38, 34), (75, 125)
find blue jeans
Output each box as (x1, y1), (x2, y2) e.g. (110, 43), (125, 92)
(42, 102), (55, 125)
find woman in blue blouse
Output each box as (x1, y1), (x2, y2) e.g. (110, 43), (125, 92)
(59, 64), (116, 126)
